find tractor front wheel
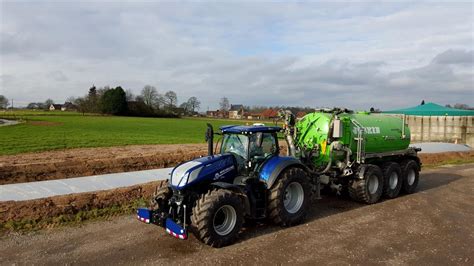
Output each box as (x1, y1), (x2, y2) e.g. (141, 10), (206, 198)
(149, 180), (171, 211)
(191, 189), (244, 248)
(268, 167), (311, 227)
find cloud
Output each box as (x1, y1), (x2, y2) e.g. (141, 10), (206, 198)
(0, 2), (473, 109)
(432, 49), (474, 65)
(47, 71), (69, 82)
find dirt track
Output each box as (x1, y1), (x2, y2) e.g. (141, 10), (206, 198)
(1, 164), (473, 265)
(0, 144), (207, 184)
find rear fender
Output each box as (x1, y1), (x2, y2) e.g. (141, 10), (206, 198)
(259, 156), (307, 188)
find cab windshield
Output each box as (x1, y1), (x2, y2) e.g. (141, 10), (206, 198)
(221, 134), (249, 159)
(221, 132), (278, 160)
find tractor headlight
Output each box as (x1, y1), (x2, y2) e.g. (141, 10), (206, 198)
(186, 166), (203, 185)
(174, 166), (203, 188)
(177, 172), (189, 187)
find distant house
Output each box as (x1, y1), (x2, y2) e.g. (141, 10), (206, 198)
(261, 108), (279, 119)
(206, 110), (228, 118)
(49, 104), (63, 111)
(296, 111), (307, 118)
(61, 102), (77, 111)
(229, 104), (244, 119)
(244, 112), (262, 120)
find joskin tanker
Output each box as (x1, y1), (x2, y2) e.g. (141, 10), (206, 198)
(136, 108), (421, 247)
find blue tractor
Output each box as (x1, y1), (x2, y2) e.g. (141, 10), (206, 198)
(137, 124), (313, 247)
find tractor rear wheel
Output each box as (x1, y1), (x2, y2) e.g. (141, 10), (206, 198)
(268, 167), (311, 227)
(381, 162), (402, 199)
(349, 164), (384, 204)
(191, 189), (244, 248)
(400, 160), (420, 194)
(149, 180), (171, 211)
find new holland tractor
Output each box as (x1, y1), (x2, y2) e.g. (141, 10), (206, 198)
(137, 108), (421, 247)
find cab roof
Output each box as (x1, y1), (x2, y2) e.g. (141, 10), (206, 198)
(220, 125), (282, 134)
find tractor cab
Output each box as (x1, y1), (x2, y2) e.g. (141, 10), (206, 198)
(218, 125), (281, 174)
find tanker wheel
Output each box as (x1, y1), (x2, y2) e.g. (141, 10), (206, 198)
(149, 180), (171, 211)
(268, 167), (311, 227)
(381, 162), (402, 199)
(400, 160), (420, 194)
(349, 164), (383, 204)
(191, 189), (244, 248)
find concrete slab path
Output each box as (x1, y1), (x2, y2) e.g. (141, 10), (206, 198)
(0, 168), (172, 201)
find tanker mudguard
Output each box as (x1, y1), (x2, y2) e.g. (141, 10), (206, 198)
(259, 156), (306, 188)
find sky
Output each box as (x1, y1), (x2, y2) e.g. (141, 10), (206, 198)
(0, 1), (473, 111)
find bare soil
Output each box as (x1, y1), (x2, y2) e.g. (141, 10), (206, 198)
(0, 180), (165, 225)
(1, 164), (473, 264)
(0, 144), (208, 184)
(1, 143), (472, 185)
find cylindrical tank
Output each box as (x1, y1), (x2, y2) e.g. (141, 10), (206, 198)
(294, 111), (410, 167)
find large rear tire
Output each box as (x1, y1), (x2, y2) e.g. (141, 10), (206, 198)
(349, 164), (384, 204)
(400, 160), (420, 194)
(191, 189), (244, 248)
(149, 180), (171, 210)
(381, 162), (402, 199)
(268, 168), (311, 227)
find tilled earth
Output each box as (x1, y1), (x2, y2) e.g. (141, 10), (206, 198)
(1, 142), (472, 185)
(1, 164), (473, 265)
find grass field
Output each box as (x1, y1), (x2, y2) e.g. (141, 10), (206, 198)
(0, 111), (254, 155)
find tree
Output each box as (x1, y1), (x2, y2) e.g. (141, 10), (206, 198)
(453, 103), (471, 110)
(219, 97), (230, 111)
(164, 91), (177, 109)
(0, 95), (8, 109)
(45, 99), (54, 108)
(125, 89), (134, 102)
(74, 97), (88, 115)
(179, 102), (189, 113)
(186, 96), (200, 113)
(141, 85), (158, 107)
(101, 86), (128, 115)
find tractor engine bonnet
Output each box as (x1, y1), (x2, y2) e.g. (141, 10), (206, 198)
(170, 154), (237, 189)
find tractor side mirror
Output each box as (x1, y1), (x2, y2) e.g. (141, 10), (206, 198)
(205, 123), (214, 156)
(256, 132), (263, 147)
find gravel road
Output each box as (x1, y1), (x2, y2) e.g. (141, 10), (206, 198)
(1, 164), (473, 265)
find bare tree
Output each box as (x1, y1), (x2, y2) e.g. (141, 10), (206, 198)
(219, 97), (230, 111)
(45, 99), (55, 108)
(0, 95), (8, 109)
(141, 85), (158, 107)
(125, 89), (134, 102)
(187, 96), (201, 113)
(164, 91), (177, 109)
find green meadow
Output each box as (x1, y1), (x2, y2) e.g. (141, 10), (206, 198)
(0, 111), (255, 155)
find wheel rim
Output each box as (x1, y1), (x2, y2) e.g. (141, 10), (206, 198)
(368, 174), (379, 194)
(213, 205), (237, 236)
(283, 182), (304, 214)
(407, 169), (416, 186)
(389, 172), (399, 190)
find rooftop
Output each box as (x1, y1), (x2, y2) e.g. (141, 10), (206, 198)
(220, 125), (281, 134)
(384, 102), (474, 116)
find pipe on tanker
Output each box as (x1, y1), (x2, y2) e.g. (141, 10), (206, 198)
(286, 135), (297, 157)
(320, 142), (337, 174)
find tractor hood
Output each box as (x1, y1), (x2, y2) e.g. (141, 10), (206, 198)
(170, 154), (237, 189)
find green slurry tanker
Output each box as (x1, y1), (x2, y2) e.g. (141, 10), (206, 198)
(283, 108), (420, 203)
(138, 107), (421, 247)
